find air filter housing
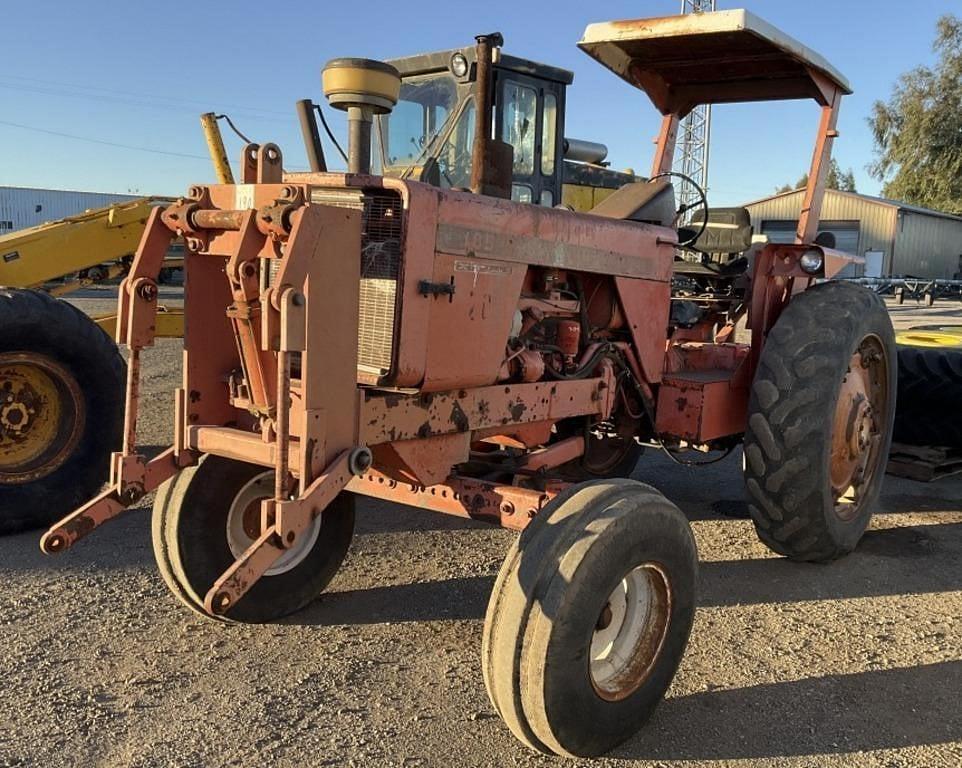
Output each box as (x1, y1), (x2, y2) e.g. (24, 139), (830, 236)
(322, 58), (401, 114)
(321, 58), (401, 175)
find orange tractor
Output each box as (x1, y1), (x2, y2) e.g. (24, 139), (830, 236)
(41, 10), (895, 757)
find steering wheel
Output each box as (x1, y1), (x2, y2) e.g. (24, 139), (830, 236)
(647, 171), (710, 249)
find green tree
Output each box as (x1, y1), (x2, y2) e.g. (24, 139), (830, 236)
(775, 160), (856, 194)
(869, 15), (962, 214)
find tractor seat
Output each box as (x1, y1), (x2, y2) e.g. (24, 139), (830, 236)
(679, 206), (754, 256)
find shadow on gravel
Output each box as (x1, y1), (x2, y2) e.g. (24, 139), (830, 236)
(283, 520), (962, 625)
(288, 575), (495, 626)
(619, 661), (962, 761)
(700, 522), (962, 607)
(354, 497), (490, 535)
(0, 508), (153, 572)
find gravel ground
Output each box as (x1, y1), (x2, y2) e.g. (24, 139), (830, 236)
(0, 288), (959, 768)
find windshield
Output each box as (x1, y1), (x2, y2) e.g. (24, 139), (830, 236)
(377, 73), (458, 168)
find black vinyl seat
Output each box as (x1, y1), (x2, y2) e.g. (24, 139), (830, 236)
(681, 207), (754, 256)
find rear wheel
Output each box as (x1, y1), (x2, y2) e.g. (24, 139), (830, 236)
(482, 479), (697, 757)
(557, 415), (644, 481)
(744, 282), (896, 562)
(0, 289), (124, 534)
(151, 455), (355, 622)
(893, 327), (962, 449)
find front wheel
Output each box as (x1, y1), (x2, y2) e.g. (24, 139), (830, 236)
(744, 281), (896, 562)
(151, 455), (355, 622)
(482, 479), (697, 757)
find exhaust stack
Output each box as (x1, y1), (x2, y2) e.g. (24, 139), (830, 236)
(470, 33), (513, 198)
(322, 58), (401, 174)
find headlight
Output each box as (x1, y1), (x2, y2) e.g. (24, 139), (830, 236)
(450, 52), (469, 78)
(800, 249), (824, 274)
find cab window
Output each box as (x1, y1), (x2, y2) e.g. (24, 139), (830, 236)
(501, 80), (537, 176)
(380, 74), (457, 168)
(541, 93), (557, 177)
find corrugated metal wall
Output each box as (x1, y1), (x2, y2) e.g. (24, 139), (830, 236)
(743, 190), (898, 277)
(744, 189), (962, 278)
(894, 210), (962, 279)
(0, 187), (140, 233)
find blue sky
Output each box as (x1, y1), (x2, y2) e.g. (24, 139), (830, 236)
(0, 0), (953, 205)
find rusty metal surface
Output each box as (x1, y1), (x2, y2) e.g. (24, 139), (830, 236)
(830, 338), (889, 522)
(613, 276), (672, 385)
(40, 447), (183, 554)
(655, 343), (751, 443)
(346, 469), (565, 531)
(359, 376), (610, 447)
(578, 9), (851, 115)
(796, 91), (842, 246)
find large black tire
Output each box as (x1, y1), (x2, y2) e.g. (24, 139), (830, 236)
(893, 336), (962, 449)
(744, 282), (896, 562)
(0, 288), (125, 534)
(151, 455), (355, 623)
(482, 479), (697, 757)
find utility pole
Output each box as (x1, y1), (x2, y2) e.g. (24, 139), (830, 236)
(675, 0), (715, 215)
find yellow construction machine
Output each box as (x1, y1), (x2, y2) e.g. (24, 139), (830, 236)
(0, 113), (239, 533)
(0, 197), (181, 533)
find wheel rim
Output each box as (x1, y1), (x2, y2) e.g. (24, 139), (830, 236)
(830, 336), (889, 522)
(225, 471), (322, 575)
(0, 352), (85, 485)
(589, 562), (672, 701)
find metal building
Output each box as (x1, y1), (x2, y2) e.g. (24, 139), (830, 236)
(0, 186), (140, 234)
(742, 188), (962, 279)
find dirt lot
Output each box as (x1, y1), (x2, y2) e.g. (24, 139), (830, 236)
(1, 290), (960, 768)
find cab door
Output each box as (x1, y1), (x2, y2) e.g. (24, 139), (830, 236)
(494, 72), (564, 207)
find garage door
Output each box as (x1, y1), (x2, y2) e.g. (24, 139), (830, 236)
(760, 220), (861, 252)
(760, 220), (862, 276)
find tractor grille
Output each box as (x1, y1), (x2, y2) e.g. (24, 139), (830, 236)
(307, 188), (403, 376)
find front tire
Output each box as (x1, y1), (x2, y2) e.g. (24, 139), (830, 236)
(744, 282), (896, 562)
(482, 479), (697, 757)
(151, 455), (355, 622)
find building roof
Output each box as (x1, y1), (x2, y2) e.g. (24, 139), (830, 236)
(742, 187), (962, 223)
(0, 185), (141, 198)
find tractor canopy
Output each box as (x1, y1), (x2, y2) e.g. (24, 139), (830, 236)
(578, 9), (852, 116)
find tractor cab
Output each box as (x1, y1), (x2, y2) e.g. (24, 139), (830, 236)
(375, 43), (633, 209)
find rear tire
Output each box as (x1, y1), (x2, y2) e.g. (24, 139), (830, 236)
(0, 289), (125, 534)
(893, 332), (962, 449)
(556, 418), (644, 481)
(744, 282), (896, 562)
(482, 479), (697, 757)
(151, 455), (355, 622)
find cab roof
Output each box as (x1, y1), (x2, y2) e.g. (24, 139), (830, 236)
(386, 48), (573, 85)
(578, 9), (851, 115)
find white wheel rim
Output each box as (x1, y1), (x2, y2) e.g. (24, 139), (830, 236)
(589, 562), (672, 701)
(225, 472), (322, 576)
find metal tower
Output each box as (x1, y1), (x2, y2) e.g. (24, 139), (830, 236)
(675, 0), (715, 216)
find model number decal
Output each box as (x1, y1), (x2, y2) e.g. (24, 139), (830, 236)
(234, 184), (255, 210)
(454, 260), (511, 275)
